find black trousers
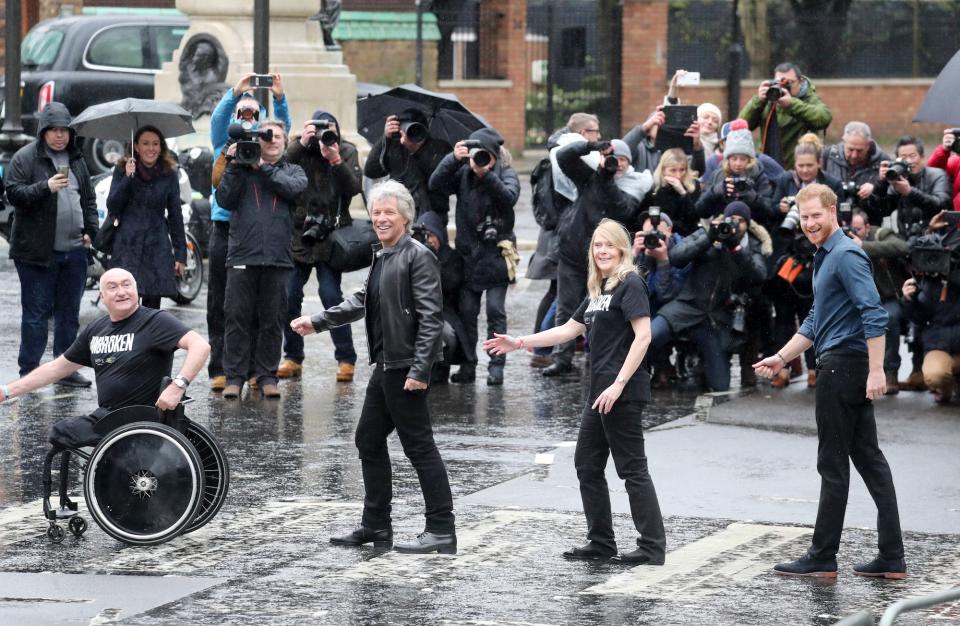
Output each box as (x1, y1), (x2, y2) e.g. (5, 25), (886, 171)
(355, 365), (455, 533)
(574, 400), (666, 558)
(458, 284), (507, 367)
(205, 221), (229, 378)
(810, 352), (904, 561)
(223, 265), (289, 387)
(552, 258), (587, 366)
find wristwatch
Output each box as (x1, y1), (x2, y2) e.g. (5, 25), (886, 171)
(615, 375), (627, 384)
(171, 376), (191, 390)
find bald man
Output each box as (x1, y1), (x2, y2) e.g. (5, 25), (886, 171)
(0, 268), (209, 410)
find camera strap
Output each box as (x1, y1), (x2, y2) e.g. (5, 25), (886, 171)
(777, 256), (805, 284)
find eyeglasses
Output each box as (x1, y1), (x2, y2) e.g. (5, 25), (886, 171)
(583, 128), (601, 135)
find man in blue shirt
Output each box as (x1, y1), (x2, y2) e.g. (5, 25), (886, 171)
(754, 183), (905, 580)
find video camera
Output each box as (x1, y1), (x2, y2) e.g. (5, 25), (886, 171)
(309, 120), (339, 148)
(763, 78), (789, 102)
(227, 123), (274, 166)
(397, 114), (428, 144)
(641, 206), (667, 250)
(301, 212), (335, 246)
(909, 231), (956, 277)
(884, 158), (910, 182)
(462, 139), (494, 168)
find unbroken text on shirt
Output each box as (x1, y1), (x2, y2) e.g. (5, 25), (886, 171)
(90, 333), (135, 354)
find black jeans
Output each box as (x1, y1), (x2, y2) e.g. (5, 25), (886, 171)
(574, 400), (666, 558)
(205, 221), (229, 378)
(355, 365), (455, 533)
(552, 258), (587, 366)
(810, 352), (904, 561)
(223, 265), (289, 387)
(458, 284), (507, 367)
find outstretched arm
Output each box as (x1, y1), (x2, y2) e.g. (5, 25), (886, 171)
(1, 356), (82, 401)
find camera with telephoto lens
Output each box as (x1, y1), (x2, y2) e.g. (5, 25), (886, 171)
(642, 206), (666, 249)
(309, 120), (339, 147)
(840, 180), (858, 199)
(301, 213), (335, 246)
(839, 201), (853, 235)
(908, 232), (955, 277)
(462, 139), (493, 168)
(885, 158), (910, 182)
(477, 216), (500, 244)
(411, 223), (429, 245)
(397, 115), (428, 144)
(764, 78), (789, 102)
(778, 196), (800, 234)
(228, 122), (274, 166)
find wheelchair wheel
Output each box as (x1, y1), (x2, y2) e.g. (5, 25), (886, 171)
(182, 421), (230, 534)
(84, 421), (204, 546)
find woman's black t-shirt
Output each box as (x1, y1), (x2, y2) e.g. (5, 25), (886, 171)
(63, 307), (191, 409)
(572, 272), (652, 403)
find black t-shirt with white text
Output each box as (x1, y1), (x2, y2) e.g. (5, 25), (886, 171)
(64, 307), (191, 409)
(572, 272), (652, 404)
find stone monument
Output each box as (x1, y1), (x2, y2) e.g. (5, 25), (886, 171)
(154, 0), (360, 152)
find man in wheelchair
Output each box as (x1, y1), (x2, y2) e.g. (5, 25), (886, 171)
(0, 268), (216, 545)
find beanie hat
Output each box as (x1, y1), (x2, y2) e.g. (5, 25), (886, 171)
(724, 200), (752, 224)
(610, 139), (632, 161)
(416, 210), (447, 247)
(720, 118), (750, 140)
(697, 103), (722, 125)
(723, 128), (757, 159)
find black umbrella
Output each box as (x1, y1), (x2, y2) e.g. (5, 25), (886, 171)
(357, 83), (489, 145)
(914, 50), (960, 126)
(71, 98), (196, 145)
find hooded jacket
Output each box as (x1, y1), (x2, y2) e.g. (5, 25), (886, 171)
(428, 128), (521, 290)
(4, 102), (98, 265)
(215, 156), (308, 268)
(821, 141), (889, 222)
(286, 111), (363, 266)
(696, 162), (775, 228)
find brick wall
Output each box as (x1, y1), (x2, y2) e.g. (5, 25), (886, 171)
(620, 0), (669, 136)
(439, 0), (526, 154)
(667, 80), (942, 142)
(342, 40), (438, 90)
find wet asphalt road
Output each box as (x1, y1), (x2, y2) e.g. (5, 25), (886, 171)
(1, 189), (959, 624)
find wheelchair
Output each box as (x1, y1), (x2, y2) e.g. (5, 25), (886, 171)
(41, 396), (229, 546)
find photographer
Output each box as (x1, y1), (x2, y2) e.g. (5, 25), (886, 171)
(696, 127), (775, 227)
(206, 73), (291, 392)
(926, 128), (960, 211)
(701, 119), (785, 186)
(874, 136), (952, 237)
(649, 202), (768, 391)
(738, 62), (832, 169)
(848, 210), (910, 394)
(428, 128), (520, 385)
(822, 121), (889, 221)
(364, 108), (451, 220)
(640, 148), (702, 236)
(546, 138), (650, 376)
(278, 111), (363, 383)
(215, 120), (308, 399)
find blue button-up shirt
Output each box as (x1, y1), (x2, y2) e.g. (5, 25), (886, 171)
(798, 228), (888, 356)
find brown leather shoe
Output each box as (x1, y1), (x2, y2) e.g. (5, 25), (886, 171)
(771, 370), (790, 389)
(884, 371), (900, 395)
(899, 371), (927, 391)
(529, 354), (553, 368)
(277, 359), (302, 379)
(789, 356), (803, 379)
(261, 383), (281, 398)
(222, 384), (241, 399)
(209, 375), (226, 392)
(336, 362), (355, 382)
(807, 370), (817, 388)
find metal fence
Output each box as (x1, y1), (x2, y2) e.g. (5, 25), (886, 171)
(669, 0), (960, 79)
(435, 1), (505, 81)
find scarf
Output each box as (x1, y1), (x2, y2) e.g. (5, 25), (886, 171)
(135, 160), (162, 182)
(549, 133), (601, 202)
(614, 165), (653, 200)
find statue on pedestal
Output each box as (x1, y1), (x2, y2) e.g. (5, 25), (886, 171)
(309, 0), (342, 50)
(178, 35), (230, 119)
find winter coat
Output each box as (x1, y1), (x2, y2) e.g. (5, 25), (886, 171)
(903, 262), (960, 354)
(696, 162), (775, 227)
(5, 103), (98, 265)
(927, 145), (960, 211)
(554, 141), (643, 269)
(738, 77), (833, 169)
(285, 137), (362, 265)
(526, 128), (575, 280)
(874, 166), (952, 236)
(635, 232), (691, 315)
(106, 166), (186, 297)
(364, 134), (451, 220)
(860, 227), (909, 302)
(640, 181), (702, 236)
(428, 150), (520, 291)
(215, 158), (308, 268)
(621, 125), (707, 177)
(657, 225), (768, 334)
(821, 141), (889, 223)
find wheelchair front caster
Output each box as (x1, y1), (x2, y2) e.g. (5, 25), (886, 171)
(69, 516), (87, 537)
(47, 524), (65, 544)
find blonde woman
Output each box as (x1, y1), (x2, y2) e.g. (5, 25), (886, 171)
(641, 147), (702, 235)
(484, 219), (666, 566)
(695, 127), (775, 224)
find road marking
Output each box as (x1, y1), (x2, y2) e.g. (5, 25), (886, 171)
(534, 453), (554, 465)
(583, 522), (810, 599)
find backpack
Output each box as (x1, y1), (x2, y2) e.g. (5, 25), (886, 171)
(530, 157), (559, 231)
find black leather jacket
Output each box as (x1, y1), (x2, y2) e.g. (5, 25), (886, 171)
(309, 235), (443, 382)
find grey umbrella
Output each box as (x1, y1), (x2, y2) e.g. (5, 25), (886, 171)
(70, 98), (195, 144)
(914, 50), (960, 126)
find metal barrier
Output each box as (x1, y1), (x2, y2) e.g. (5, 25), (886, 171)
(835, 587), (960, 626)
